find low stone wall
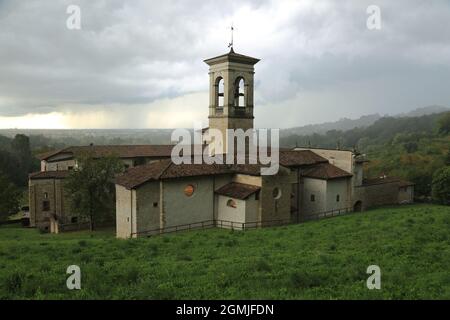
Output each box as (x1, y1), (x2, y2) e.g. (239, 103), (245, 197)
(353, 181), (401, 210)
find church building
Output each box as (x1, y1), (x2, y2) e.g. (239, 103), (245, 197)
(28, 48), (414, 237)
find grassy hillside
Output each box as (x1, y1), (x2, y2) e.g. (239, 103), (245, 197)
(0, 204), (449, 300)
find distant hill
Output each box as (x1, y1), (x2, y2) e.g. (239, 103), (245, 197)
(280, 105), (450, 137)
(280, 111), (447, 150)
(394, 105), (450, 118)
(280, 114), (381, 137)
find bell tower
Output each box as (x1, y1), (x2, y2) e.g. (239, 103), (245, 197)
(204, 48), (260, 153)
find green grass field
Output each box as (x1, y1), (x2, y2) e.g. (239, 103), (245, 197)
(0, 204), (449, 299)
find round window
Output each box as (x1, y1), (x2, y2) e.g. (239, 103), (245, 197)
(272, 187), (282, 200)
(184, 184), (195, 197)
(226, 199), (237, 208)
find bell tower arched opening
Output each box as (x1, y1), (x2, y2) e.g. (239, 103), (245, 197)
(234, 77), (245, 109)
(215, 77), (224, 114)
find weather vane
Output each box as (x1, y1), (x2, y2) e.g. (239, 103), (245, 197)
(228, 24), (234, 49)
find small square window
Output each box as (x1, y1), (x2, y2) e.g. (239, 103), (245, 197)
(71, 217), (78, 223)
(336, 195), (340, 202)
(153, 202), (158, 208)
(44, 192), (48, 199)
(310, 194), (315, 202)
(68, 166), (74, 171)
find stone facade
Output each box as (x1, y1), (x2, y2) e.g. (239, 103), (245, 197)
(29, 176), (73, 231)
(353, 179), (414, 211)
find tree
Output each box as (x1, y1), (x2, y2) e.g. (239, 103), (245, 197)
(437, 112), (450, 135)
(403, 142), (418, 153)
(64, 154), (124, 231)
(11, 134), (35, 186)
(445, 149), (450, 166)
(0, 173), (20, 221)
(431, 166), (450, 205)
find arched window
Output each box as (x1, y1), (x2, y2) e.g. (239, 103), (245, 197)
(215, 77), (224, 110)
(226, 199), (237, 208)
(234, 77), (245, 108)
(273, 188), (282, 200)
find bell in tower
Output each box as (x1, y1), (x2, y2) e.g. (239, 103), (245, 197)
(204, 47), (260, 154)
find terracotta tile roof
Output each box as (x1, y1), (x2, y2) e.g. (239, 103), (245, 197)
(38, 145), (322, 167)
(279, 150), (328, 167)
(29, 170), (71, 180)
(115, 158), (271, 189)
(38, 145), (175, 161)
(115, 149), (330, 189)
(115, 159), (236, 189)
(301, 163), (352, 180)
(362, 177), (415, 187)
(215, 182), (261, 200)
(35, 150), (63, 161)
(114, 159), (173, 189)
(161, 162), (233, 179)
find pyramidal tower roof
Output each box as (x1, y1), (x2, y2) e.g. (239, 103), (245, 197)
(204, 47), (260, 66)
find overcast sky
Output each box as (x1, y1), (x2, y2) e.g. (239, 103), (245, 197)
(0, 0), (449, 129)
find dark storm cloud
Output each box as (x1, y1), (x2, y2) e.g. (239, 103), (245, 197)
(0, 0), (449, 127)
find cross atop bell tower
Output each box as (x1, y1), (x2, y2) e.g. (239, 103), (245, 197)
(204, 48), (260, 139)
(228, 24), (234, 49)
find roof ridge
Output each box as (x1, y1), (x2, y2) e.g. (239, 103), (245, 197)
(157, 159), (174, 179)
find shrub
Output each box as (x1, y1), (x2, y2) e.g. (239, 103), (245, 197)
(431, 167), (450, 205)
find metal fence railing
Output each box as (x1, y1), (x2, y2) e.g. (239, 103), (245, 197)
(132, 207), (354, 237)
(300, 207), (353, 222)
